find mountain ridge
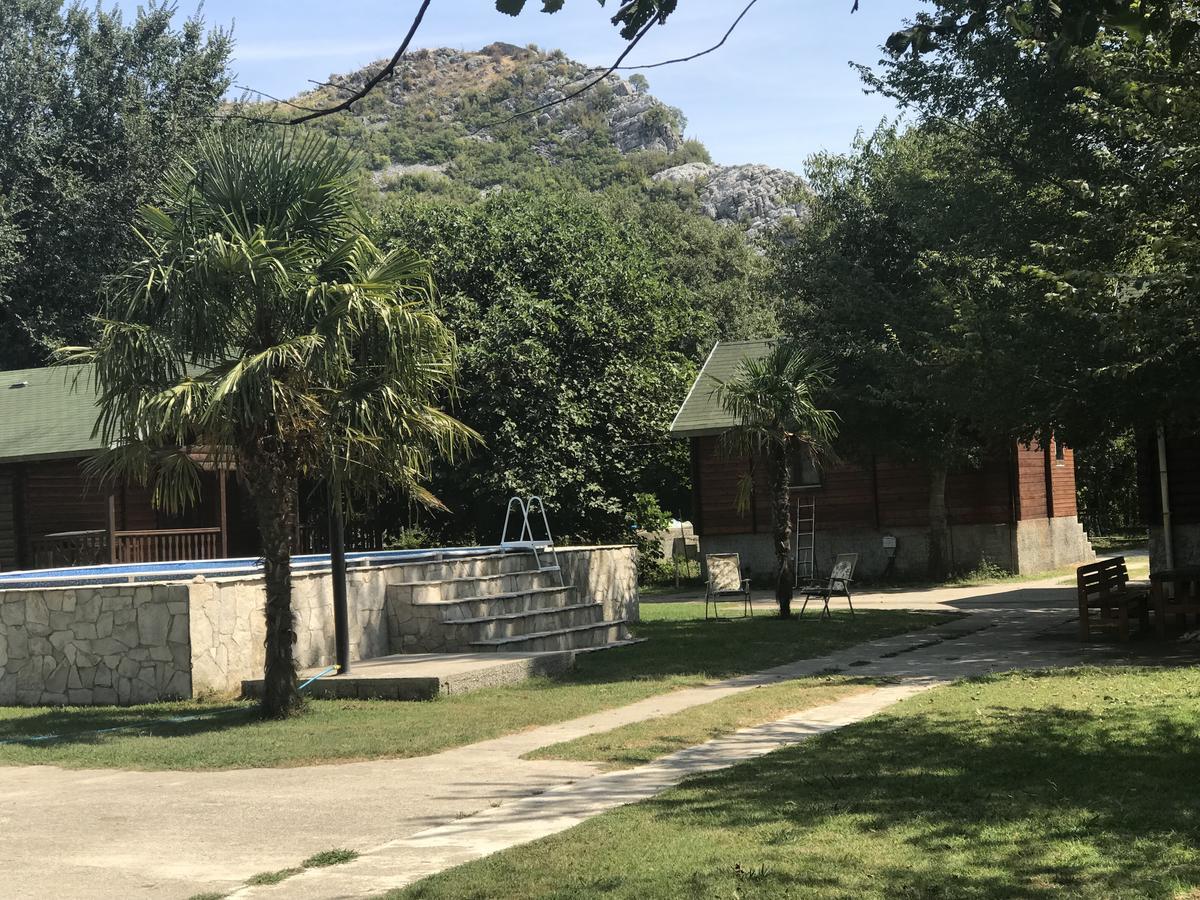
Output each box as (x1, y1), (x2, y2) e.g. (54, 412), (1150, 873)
(286, 42), (807, 237)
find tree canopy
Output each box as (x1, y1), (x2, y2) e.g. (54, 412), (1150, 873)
(63, 129), (474, 715)
(867, 0), (1200, 434)
(379, 190), (702, 542)
(0, 0), (231, 368)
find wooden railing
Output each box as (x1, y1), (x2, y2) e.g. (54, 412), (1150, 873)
(112, 527), (222, 564)
(31, 530), (110, 569)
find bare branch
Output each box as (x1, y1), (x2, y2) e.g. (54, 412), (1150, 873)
(608, 0), (761, 72)
(285, 0), (434, 125)
(232, 84), (324, 113)
(470, 16), (657, 135)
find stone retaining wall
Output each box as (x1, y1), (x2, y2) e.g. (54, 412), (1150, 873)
(0, 544), (640, 704)
(0, 583), (192, 706)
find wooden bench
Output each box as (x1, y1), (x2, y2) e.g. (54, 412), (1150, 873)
(1076, 556), (1149, 642)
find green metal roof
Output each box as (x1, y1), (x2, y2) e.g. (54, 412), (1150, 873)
(670, 340), (773, 437)
(0, 365), (104, 464)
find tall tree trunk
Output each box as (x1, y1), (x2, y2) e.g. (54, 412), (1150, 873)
(770, 444), (794, 617)
(244, 455), (302, 718)
(927, 463), (950, 582)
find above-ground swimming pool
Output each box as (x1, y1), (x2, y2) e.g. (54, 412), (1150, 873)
(0, 545), (512, 590)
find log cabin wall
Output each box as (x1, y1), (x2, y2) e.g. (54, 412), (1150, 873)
(0, 468), (16, 570)
(690, 436), (1018, 535)
(1013, 440), (1080, 521)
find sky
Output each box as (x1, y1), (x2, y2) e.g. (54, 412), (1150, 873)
(121, 0), (922, 173)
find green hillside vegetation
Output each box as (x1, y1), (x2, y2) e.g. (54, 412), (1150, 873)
(229, 43), (781, 543)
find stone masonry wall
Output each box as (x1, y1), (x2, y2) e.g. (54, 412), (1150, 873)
(556, 545), (640, 623)
(188, 564), (394, 696)
(0, 583), (191, 706)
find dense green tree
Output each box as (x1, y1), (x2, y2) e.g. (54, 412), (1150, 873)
(62, 130), (474, 718)
(379, 191), (699, 542)
(715, 343), (838, 616)
(0, 0), (231, 367)
(869, 0), (1200, 434)
(775, 125), (1040, 579)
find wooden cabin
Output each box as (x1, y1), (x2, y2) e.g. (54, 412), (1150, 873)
(0, 365), (259, 571)
(670, 341), (1095, 579)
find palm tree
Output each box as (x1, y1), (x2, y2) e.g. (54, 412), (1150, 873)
(59, 129), (477, 718)
(715, 342), (838, 618)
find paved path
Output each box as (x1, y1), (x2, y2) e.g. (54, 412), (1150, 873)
(3, 575), (1191, 900)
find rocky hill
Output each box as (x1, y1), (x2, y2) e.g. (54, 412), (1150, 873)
(289, 43), (807, 238)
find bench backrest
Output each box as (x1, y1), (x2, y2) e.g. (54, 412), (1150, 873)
(706, 553), (744, 594)
(1076, 556), (1129, 602)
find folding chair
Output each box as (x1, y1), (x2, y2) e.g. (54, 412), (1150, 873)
(704, 552), (753, 619)
(800, 553), (858, 619)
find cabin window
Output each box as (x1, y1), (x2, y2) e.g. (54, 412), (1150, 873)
(1055, 441), (1066, 466)
(788, 452), (821, 488)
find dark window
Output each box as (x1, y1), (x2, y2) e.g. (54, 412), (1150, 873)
(788, 451), (822, 488)
(1055, 440), (1066, 466)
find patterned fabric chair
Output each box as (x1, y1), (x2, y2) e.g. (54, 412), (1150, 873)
(704, 552), (753, 619)
(800, 553), (858, 619)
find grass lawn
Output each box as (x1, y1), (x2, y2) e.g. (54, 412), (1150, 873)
(525, 675), (878, 768)
(0, 603), (951, 770)
(391, 666), (1200, 900)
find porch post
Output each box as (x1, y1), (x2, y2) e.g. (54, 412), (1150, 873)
(107, 491), (117, 564)
(218, 468), (229, 558)
(328, 486), (351, 675)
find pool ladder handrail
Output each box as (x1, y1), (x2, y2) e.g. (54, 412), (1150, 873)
(500, 496), (563, 585)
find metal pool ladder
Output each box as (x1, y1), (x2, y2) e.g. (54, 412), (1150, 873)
(500, 496), (563, 584)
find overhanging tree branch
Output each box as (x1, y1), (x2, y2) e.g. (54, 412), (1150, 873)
(608, 0), (760, 71)
(284, 0), (434, 125)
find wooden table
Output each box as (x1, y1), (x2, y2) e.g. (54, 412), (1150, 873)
(1151, 566), (1200, 638)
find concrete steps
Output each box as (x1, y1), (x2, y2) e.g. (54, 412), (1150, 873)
(383, 551), (630, 654)
(390, 569), (562, 604)
(469, 619), (629, 653)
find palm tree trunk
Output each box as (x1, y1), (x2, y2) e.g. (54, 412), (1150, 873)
(770, 444), (794, 617)
(928, 463), (950, 582)
(244, 455), (302, 718)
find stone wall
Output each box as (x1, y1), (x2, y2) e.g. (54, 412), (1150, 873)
(701, 525), (1015, 582)
(188, 563), (395, 696)
(556, 545), (640, 623)
(0, 583), (191, 706)
(1012, 516), (1095, 574)
(0, 545), (641, 705)
(1149, 524), (1200, 573)
(702, 519), (1093, 582)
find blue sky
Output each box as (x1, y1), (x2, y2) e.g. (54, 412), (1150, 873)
(125, 1), (922, 173)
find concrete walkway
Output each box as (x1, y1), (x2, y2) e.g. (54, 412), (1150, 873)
(2, 575), (1192, 900)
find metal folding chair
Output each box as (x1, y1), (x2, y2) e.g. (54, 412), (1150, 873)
(704, 552), (753, 619)
(799, 553), (858, 619)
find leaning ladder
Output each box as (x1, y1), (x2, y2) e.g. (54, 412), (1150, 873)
(500, 496), (564, 585)
(793, 494), (816, 586)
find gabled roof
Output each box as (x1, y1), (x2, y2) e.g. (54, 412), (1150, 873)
(0, 365), (104, 464)
(669, 339), (773, 437)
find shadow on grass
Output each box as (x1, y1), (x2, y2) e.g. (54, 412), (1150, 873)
(563, 608), (954, 686)
(639, 668), (1200, 898)
(0, 702), (259, 747)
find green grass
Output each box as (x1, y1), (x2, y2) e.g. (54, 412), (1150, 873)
(0, 604), (952, 770)
(1090, 531), (1149, 553)
(389, 666), (1200, 900)
(246, 867), (302, 886)
(302, 848), (359, 868)
(525, 675), (878, 768)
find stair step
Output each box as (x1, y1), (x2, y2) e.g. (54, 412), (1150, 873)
(414, 585), (576, 615)
(452, 601), (601, 625)
(388, 569), (560, 602)
(469, 619), (628, 653)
